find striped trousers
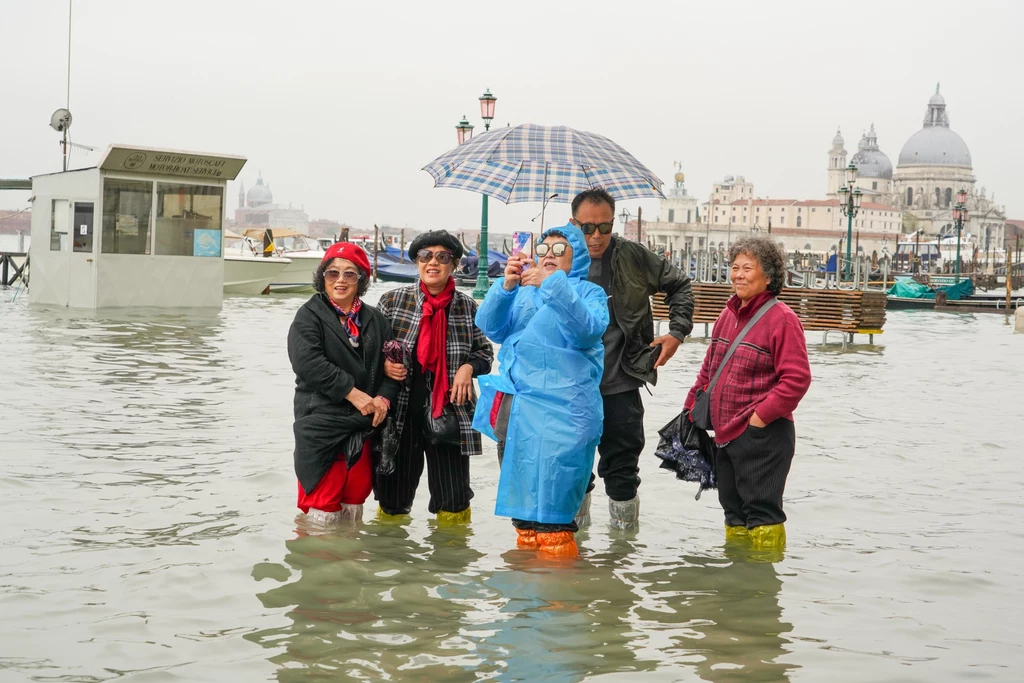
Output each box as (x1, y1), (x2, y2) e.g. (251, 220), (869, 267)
(715, 419), (795, 528)
(372, 406), (473, 516)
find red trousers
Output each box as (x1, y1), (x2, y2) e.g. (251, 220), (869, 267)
(297, 441), (373, 513)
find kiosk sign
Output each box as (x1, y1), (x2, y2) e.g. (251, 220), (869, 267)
(99, 145), (246, 181)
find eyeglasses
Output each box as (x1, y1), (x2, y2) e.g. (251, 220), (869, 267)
(324, 269), (361, 284)
(535, 242), (570, 258)
(416, 249), (454, 265)
(577, 222), (614, 235)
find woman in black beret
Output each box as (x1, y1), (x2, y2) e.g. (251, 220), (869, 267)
(374, 230), (494, 523)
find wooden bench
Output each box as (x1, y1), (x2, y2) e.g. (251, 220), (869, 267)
(652, 284), (886, 345)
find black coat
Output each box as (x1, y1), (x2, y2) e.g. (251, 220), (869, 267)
(288, 293), (400, 494)
(607, 236), (695, 385)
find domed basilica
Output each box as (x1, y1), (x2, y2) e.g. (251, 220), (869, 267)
(827, 85), (1006, 253)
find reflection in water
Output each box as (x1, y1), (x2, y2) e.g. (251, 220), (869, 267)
(250, 526), (794, 682)
(625, 543), (795, 682)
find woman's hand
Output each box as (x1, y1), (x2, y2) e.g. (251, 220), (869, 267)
(503, 256), (525, 290)
(749, 412), (767, 428)
(450, 363), (474, 405)
(346, 387), (375, 416)
(384, 359), (407, 382)
(520, 260), (547, 288)
(370, 396), (389, 427)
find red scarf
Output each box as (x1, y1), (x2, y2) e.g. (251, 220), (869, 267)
(329, 296), (362, 343)
(417, 278), (455, 418)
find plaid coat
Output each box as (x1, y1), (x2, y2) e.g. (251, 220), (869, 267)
(377, 284), (494, 456)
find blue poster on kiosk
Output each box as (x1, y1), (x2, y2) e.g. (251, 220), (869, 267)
(193, 229), (222, 257)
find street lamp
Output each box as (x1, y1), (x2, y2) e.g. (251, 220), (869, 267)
(952, 187), (969, 282)
(455, 116), (474, 145)
(471, 89), (497, 300)
(619, 207), (644, 242)
(837, 162), (862, 280)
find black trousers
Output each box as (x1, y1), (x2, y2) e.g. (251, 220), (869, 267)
(494, 393), (576, 533)
(373, 369), (473, 515)
(586, 389), (644, 501)
(715, 419), (796, 528)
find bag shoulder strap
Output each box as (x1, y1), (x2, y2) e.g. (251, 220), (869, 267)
(706, 297), (779, 393)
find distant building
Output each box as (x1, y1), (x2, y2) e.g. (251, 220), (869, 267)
(307, 218), (351, 240)
(0, 208), (31, 235)
(232, 172), (310, 234)
(828, 86), (1008, 254)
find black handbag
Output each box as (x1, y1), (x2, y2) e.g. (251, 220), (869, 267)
(691, 298), (779, 431)
(422, 402), (461, 447)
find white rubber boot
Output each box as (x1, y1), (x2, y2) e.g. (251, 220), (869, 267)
(574, 492), (592, 529)
(306, 508), (343, 525)
(608, 496), (640, 531)
(339, 503), (364, 522)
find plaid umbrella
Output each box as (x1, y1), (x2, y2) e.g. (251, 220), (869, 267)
(421, 124), (664, 205)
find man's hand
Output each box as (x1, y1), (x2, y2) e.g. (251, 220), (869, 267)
(384, 359), (407, 382)
(650, 334), (682, 369)
(503, 256), (525, 291)
(346, 387), (375, 416)
(450, 363), (474, 405)
(749, 412), (767, 428)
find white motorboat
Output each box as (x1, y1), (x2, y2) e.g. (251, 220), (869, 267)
(224, 252), (291, 295)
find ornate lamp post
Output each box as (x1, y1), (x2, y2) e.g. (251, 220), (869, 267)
(470, 89), (497, 299)
(837, 162), (862, 280)
(952, 187), (969, 282)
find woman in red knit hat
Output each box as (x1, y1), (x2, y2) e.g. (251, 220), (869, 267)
(287, 243), (400, 525)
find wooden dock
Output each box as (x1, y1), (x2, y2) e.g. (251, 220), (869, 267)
(0, 252), (29, 288)
(653, 284), (887, 345)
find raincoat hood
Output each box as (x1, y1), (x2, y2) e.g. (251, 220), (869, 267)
(539, 222), (590, 280)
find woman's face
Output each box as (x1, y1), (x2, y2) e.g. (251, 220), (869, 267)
(731, 252), (769, 303)
(323, 257), (361, 308)
(415, 244), (455, 291)
(537, 235), (573, 275)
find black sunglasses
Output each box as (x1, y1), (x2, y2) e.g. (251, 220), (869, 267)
(535, 242), (570, 258)
(416, 249), (454, 265)
(577, 221), (614, 235)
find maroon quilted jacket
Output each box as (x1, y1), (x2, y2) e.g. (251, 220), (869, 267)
(685, 291), (811, 444)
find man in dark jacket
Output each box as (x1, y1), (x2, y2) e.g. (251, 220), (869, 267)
(571, 189), (694, 530)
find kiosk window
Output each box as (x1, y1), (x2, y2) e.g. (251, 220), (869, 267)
(155, 184), (223, 257)
(50, 199), (69, 251)
(72, 203), (95, 253)
(102, 179), (153, 254)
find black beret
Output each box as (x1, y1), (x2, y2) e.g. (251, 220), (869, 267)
(408, 230), (464, 262)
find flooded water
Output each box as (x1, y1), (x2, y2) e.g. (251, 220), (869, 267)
(2, 282), (1022, 682)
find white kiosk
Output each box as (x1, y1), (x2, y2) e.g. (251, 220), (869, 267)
(29, 145), (246, 308)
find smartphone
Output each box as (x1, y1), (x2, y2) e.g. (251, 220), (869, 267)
(511, 231), (533, 259)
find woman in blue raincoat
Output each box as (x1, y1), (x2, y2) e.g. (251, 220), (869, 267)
(473, 223), (609, 556)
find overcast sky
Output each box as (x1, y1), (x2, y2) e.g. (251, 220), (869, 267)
(2, 0), (1022, 234)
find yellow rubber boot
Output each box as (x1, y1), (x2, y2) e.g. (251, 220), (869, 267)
(749, 523), (786, 550)
(436, 507), (472, 525)
(536, 531), (578, 557)
(725, 524), (749, 542)
(516, 528), (538, 549)
(376, 506), (410, 523)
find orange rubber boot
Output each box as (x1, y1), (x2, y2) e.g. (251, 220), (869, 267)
(536, 531), (578, 557)
(516, 528), (539, 549)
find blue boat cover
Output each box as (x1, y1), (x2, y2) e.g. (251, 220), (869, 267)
(473, 223), (608, 524)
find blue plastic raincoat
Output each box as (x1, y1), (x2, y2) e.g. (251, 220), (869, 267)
(473, 223), (609, 524)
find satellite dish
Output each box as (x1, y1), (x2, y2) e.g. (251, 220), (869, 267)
(50, 108), (72, 132)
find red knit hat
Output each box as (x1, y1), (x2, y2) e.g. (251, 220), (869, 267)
(322, 242), (372, 279)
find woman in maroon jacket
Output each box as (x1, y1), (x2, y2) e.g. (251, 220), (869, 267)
(685, 235), (811, 550)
